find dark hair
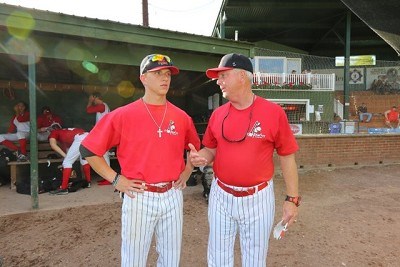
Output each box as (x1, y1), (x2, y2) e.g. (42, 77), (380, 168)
(41, 106), (51, 113)
(92, 92), (102, 99)
(17, 101), (29, 110)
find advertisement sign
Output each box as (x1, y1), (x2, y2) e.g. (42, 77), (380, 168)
(290, 124), (302, 135)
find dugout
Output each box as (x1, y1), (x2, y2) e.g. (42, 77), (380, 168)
(0, 3), (257, 134)
(2, 3), (400, 208)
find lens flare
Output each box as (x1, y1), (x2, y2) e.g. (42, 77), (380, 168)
(117, 81), (135, 98)
(6, 11), (35, 40)
(82, 61), (99, 74)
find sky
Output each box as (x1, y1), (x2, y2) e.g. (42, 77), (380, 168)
(0, 0), (223, 36)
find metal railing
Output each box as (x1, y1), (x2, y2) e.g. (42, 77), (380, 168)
(253, 73), (335, 91)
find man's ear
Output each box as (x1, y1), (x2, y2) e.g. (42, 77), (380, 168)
(139, 74), (146, 85)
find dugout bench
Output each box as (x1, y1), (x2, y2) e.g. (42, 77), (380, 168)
(6, 142), (62, 190)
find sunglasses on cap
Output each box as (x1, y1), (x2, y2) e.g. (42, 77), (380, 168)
(150, 54), (171, 63)
(140, 54), (179, 75)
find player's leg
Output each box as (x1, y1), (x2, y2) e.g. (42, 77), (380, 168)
(16, 131), (29, 155)
(366, 113), (372, 122)
(238, 180), (275, 267)
(155, 188), (183, 267)
(0, 133), (19, 151)
(59, 134), (83, 189)
(121, 192), (158, 267)
(208, 179), (238, 267)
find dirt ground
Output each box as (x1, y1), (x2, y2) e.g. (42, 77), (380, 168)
(1, 164), (400, 267)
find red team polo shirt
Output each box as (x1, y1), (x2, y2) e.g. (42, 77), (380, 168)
(8, 112), (30, 133)
(82, 100), (200, 184)
(202, 96), (299, 187)
(48, 128), (85, 151)
(37, 113), (62, 129)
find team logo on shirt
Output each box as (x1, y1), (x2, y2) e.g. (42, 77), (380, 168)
(247, 121), (265, 139)
(166, 120), (178, 136)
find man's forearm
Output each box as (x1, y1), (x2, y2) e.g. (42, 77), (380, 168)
(85, 155), (117, 182)
(279, 154), (299, 196)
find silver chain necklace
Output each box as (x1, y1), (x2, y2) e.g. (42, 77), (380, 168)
(142, 98), (168, 138)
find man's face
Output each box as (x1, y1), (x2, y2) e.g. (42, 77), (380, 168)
(216, 69), (241, 99)
(16, 103), (26, 113)
(141, 69), (172, 95)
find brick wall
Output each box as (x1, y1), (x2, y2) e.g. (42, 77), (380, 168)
(335, 91), (400, 129)
(346, 91), (400, 116)
(292, 134), (400, 169)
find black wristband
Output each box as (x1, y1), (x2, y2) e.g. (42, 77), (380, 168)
(112, 173), (120, 187)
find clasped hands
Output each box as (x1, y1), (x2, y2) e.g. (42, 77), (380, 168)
(188, 143), (208, 167)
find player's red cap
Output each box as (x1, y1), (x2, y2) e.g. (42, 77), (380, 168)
(140, 54), (179, 75)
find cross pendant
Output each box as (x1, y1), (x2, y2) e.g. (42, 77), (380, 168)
(157, 128), (162, 138)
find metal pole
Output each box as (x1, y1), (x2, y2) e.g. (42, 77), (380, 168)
(142, 0), (149, 27)
(343, 11), (351, 120)
(28, 53), (39, 209)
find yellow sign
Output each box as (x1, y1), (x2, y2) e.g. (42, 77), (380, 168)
(335, 55), (376, 66)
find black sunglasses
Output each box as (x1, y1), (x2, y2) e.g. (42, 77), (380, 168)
(221, 95), (256, 143)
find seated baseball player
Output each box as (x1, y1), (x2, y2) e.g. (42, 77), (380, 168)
(37, 106), (63, 142)
(48, 127), (92, 195)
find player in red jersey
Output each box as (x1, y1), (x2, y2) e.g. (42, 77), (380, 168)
(48, 127), (92, 195)
(80, 54), (200, 266)
(37, 106), (63, 142)
(87, 92), (112, 185)
(0, 101), (30, 161)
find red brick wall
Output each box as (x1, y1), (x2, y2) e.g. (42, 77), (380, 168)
(293, 134), (400, 169)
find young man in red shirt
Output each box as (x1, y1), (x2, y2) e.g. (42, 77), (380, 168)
(0, 101), (30, 161)
(80, 54), (200, 266)
(48, 127), (92, 195)
(37, 106), (62, 142)
(86, 92), (111, 185)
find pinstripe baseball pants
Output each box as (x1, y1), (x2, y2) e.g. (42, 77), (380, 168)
(208, 179), (275, 267)
(121, 188), (183, 267)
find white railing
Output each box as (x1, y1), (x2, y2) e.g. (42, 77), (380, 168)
(253, 73), (335, 91)
(334, 99), (344, 119)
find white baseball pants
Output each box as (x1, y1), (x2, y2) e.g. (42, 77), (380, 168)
(121, 187), (183, 267)
(62, 133), (88, 168)
(208, 179), (275, 267)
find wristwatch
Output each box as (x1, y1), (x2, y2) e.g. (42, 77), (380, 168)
(285, 195), (301, 207)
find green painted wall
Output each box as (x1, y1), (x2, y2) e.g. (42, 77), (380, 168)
(253, 89), (335, 121)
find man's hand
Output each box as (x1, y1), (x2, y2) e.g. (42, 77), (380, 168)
(281, 201), (299, 227)
(188, 143), (208, 167)
(115, 176), (147, 199)
(173, 168), (192, 190)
